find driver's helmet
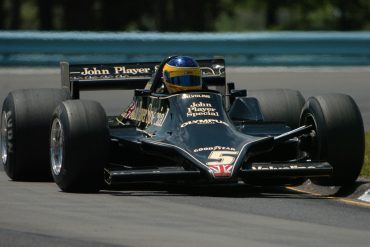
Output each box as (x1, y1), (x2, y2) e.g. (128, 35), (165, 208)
(162, 56), (202, 93)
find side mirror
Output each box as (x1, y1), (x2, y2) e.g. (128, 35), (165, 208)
(135, 89), (151, 97)
(227, 82), (247, 107)
(230, 89), (247, 98)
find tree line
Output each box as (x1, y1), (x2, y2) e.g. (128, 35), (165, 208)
(1, 0), (370, 31)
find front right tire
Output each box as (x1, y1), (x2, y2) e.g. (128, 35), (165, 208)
(300, 94), (365, 186)
(50, 100), (109, 192)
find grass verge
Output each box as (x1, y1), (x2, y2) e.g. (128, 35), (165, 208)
(360, 132), (370, 178)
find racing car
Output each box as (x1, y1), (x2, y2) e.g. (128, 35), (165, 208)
(1, 56), (365, 192)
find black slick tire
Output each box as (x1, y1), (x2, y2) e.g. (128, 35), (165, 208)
(248, 89), (305, 128)
(242, 89), (306, 186)
(300, 94), (365, 186)
(50, 100), (109, 193)
(1, 89), (70, 181)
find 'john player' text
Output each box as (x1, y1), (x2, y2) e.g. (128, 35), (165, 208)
(81, 66), (151, 76)
(186, 102), (219, 117)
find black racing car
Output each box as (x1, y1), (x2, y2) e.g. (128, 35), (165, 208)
(1, 56), (365, 192)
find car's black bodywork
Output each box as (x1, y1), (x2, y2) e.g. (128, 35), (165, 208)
(2, 56), (363, 192)
(61, 56), (334, 186)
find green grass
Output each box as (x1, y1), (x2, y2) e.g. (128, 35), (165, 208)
(361, 132), (370, 178)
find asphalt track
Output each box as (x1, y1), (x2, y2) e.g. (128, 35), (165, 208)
(0, 67), (370, 247)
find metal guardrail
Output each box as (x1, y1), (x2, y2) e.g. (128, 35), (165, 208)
(1, 31), (370, 66)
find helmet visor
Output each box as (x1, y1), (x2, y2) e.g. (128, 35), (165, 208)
(170, 75), (202, 87)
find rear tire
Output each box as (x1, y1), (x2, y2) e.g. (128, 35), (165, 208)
(1, 89), (70, 181)
(243, 89), (306, 186)
(248, 89), (305, 128)
(300, 94), (364, 186)
(50, 100), (109, 192)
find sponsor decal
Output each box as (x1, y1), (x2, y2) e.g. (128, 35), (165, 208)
(122, 102), (136, 119)
(182, 94), (211, 99)
(146, 106), (168, 127)
(113, 66), (151, 75)
(251, 164), (317, 170)
(180, 119), (228, 128)
(81, 67), (109, 76)
(194, 146), (236, 153)
(186, 102), (219, 118)
(126, 104), (168, 127)
(80, 66), (152, 76)
(209, 165), (233, 177)
(200, 65), (225, 76)
(123, 97), (169, 128)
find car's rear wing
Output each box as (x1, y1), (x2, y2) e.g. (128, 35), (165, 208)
(61, 58), (226, 99)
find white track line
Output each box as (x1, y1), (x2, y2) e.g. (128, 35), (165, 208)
(359, 189), (370, 203)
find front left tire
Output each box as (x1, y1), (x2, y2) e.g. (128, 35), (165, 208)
(50, 100), (109, 192)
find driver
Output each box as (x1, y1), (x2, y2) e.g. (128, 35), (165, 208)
(162, 56), (203, 93)
(118, 56), (202, 125)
